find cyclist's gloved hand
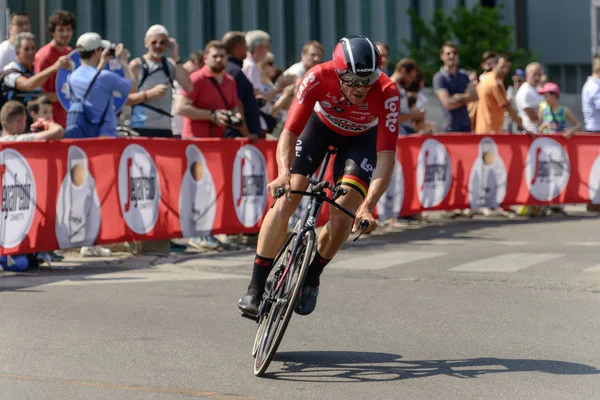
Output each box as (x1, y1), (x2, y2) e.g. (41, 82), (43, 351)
(267, 172), (292, 200)
(352, 205), (377, 233)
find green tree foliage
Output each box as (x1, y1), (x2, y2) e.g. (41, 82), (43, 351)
(401, 5), (538, 85)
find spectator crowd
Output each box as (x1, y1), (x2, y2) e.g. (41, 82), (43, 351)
(0, 10), (599, 260)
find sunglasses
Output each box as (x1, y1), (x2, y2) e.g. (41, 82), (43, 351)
(338, 70), (379, 88)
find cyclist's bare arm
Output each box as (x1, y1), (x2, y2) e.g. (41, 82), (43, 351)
(267, 129), (299, 197)
(353, 151), (396, 232)
(276, 129), (297, 177)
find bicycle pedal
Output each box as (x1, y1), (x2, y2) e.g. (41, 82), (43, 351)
(240, 311), (259, 322)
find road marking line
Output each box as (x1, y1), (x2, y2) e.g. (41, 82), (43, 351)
(328, 250), (446, 270)
(39, 270), (248, 287)
(0, 373), (256, 399)
(450, 252), (564, 272)
(583, 264), (600, 272)
(567, 242), (600, 247)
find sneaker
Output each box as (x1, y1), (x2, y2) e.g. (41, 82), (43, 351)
(550, 206), (568, 216)
(169, 240), (188, 252)
(238, 291), (260, 316)
(48, 251), (65, 261)
(36, 251), (65, 265)
(294, 285), (319, 316)
(80, 246), (112, 257)
(188, 236), (220, 250)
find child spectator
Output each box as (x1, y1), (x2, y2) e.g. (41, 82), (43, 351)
(538, 82), (580, 137)
(27, 95), (53, 132)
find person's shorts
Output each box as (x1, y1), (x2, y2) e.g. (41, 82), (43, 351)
(290, 113), (377, 198)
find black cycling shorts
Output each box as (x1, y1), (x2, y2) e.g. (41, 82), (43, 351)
(290, 113), (377, 198)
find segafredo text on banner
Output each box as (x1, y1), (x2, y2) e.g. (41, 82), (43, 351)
(0, 149), (36, 249)
(0, 133), (598, 256)
(118, 144), (161, 235)
(525, 137), (570, 201)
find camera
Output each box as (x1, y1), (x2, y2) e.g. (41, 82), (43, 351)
(256, 97), (267, 108)
(226, 110), (243, 127)
(107, 44), (116, 57)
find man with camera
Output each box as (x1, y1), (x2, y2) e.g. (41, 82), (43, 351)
(222, 31), (261, 142)
(175, 40), (243, 139)
(66, 33), (136, 138)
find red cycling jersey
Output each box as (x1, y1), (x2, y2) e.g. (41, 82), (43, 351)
(284, 61), (401, 152)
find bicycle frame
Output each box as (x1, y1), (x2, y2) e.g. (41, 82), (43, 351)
(267, 148), (365, 301)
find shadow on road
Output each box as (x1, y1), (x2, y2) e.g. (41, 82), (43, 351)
(267, 351), (600, 382)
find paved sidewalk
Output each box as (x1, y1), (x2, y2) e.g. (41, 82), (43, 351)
(1, 204), (596, 278)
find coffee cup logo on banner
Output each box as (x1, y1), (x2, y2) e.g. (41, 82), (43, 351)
(376, 158), (404, 220)
(588, 151), (600, 204)
(55, 146), (102, 249)
(417, 138), (452, 208)
(118, 144), (161, 234)
(525, 137), (570, 201)
(232, 145), (268, 228)
(179, 145), (217, 237)
(468, 137), (507, 209)
(0, 149), (35, 248)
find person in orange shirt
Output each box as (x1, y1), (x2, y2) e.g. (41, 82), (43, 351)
(475, 54), (523, 133)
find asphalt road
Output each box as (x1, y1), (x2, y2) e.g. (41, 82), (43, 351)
(1, 210), (599, 399)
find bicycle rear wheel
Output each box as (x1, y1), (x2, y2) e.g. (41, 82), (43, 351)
(253, 229), (315, 377)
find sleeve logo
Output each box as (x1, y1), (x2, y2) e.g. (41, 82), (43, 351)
(297, 72), (318, 104)
(384, 96), (399, 133)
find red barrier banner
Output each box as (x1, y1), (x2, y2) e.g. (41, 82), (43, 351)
(0, 134), (599, 255)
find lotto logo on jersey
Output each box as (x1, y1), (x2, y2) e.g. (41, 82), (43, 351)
(0, 149), (36, 248)
(384, 96), (399, 133)
(297, 72), (318, 104)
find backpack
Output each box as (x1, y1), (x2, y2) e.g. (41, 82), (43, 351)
(0, 253), (39, 272)
(0, 66), (36, 130)
(132, 56), (174, 117)
(0, 68), (24, 108)
(65, 70), (112, 138)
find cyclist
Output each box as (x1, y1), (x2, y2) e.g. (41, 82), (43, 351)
(238, 35), (400, 317)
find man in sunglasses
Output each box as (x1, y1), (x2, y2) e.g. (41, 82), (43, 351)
(127, 25), (193, 138)
(238, 35), (400, 317)
(433, 41), (477, 133)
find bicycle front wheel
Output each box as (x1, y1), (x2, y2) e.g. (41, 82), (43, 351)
(253, 229), (315, 377)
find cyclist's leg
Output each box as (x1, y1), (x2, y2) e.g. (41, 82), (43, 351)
(239, 114), (330, 315)
(255, 173), (309, 258)
(316, 127), (377, 261)
(256, 114), (331, 258)
(297, 128), (377, 315)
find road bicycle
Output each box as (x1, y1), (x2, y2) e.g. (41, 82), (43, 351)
(245, 147), (369, 377)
